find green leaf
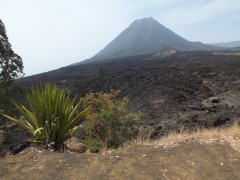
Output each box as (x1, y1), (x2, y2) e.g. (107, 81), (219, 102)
(1, 113), (34, 133)
(1, 83), (91, 150)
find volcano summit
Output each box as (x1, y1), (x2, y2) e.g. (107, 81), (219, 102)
(82, 17), (219, 63)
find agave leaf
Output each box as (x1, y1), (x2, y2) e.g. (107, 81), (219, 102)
(1, 114), (34, 133)
(69, 105), (91, 127)
(12, 102), (34, 124)
(61, 105), (91, 135)
(59, 99), (79, 130)
(59, 126), (79, 142)
(27, 139), (44, 143)
(20, 106), (40, 128)
(34, 127), (44, 136)
(67, 99), (80, 121)
(67, 126), (79, 137)
(2, 83), (92, 149)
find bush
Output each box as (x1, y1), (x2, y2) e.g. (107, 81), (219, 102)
(1, 84), (90, 150)
(88, 139), (103, 153)
(81, 90), (140, 151)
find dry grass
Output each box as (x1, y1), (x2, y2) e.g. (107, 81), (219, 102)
(213, 51), (240, 56)
(136, 126), (155, 142)
(135, 122), (240, 150)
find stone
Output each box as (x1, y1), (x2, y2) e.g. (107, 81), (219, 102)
(208, 97), (219, 103)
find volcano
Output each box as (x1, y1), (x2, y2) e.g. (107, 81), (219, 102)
(84, 17), (220, 63)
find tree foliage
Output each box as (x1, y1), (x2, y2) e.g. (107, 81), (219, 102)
(0, 19), (24, 89)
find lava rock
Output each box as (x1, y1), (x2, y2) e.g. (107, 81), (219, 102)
(209, 97), (219, 103)
(9, 141), (30, 155)
(214, 116), (231, 127)
(189, 105), (207, 111)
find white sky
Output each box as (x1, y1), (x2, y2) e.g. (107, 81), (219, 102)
(0, 0), (240, 76)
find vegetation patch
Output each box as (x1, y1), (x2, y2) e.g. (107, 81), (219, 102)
(1, 84), (90, 150)
(81, 90), (141, 152)
(137, 121), (240, 150)
(213, 51), (240, 56)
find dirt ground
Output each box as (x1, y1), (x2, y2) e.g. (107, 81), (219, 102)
(1, 141), (240, 180)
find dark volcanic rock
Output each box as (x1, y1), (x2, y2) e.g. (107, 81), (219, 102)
(214, 116), (231, 127)
(9, 141), (30, 155)
(5, 126), (31, 155)
(17, 52), (240, 138)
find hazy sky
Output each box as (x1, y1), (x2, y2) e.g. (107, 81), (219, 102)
(1, 0), (240, 76)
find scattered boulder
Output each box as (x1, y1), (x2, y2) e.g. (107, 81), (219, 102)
(9, 142), (30, 155)
(214, 116), (231, 127)
(209, 97), (219, 103)
(65, 137), (87, 153)
(69, 143), (87, 153)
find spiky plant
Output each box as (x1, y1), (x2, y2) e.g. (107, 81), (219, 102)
(1, 83), (90, 150)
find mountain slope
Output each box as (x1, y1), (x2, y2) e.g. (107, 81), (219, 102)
(208, 41), (240, 48)
(227, 46), (240, 51)
(86, 17), (220, 62)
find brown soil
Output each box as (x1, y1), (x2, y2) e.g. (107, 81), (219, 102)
(1, 141), (240, 180)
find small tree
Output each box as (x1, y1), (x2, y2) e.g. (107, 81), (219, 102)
(1, 84), (90, 150)
(82, 90), (140, 152)
(0, 19), (24, 90)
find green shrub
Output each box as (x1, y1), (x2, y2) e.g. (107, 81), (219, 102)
(1, 83), (90, 150)
(82, 90), (140, 151)
(88, 139), (103, 153)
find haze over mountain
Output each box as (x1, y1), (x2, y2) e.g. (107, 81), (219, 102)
(207, 41), (240, 48)
(80, 17), (220, 63)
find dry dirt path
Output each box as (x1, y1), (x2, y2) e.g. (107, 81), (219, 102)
(1, 142), (240, 180)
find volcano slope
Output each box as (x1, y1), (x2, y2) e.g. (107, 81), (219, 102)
(18, 51), (240, 138)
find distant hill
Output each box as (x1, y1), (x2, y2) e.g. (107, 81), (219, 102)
(227, 46), (240, 51)
(80, 17), (221, 63)
(208, 41), (240, 48)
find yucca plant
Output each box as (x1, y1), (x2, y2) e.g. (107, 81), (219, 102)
(1, 83), (90, 150)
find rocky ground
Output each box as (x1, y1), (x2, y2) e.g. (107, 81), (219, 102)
(18, 51), (240, 137)
(1, 51), (240, 152)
